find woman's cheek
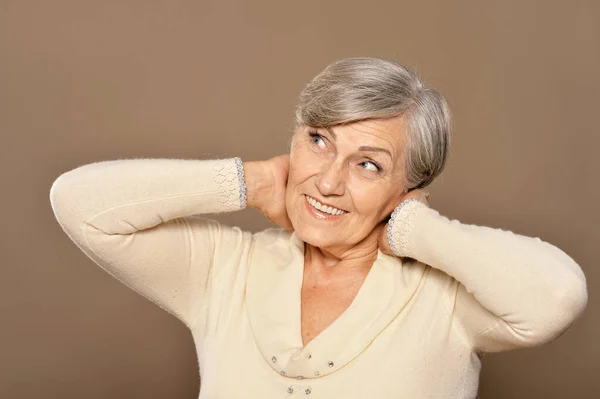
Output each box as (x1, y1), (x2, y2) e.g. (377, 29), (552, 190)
(346, 177), (385, 215)
(305, 154), (325, 175)
(294, 149), (323, 178)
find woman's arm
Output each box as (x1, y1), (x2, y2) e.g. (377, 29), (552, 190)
(50, 157), (270, 330)
(386, 200), (588, 353)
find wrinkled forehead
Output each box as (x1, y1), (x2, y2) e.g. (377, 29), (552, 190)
(346, 117), (407, 145)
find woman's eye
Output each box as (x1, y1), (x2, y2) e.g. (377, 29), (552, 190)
(360, 161), (380, 172)
(309, 132), (326, 147)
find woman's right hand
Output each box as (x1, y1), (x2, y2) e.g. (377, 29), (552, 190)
(243, 154), (294, 231)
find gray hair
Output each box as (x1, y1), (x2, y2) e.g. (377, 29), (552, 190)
(294, 57), (451, 191)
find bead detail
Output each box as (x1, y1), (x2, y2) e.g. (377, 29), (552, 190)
(287, 386), (294, 394)
(314, 371), (320, 376)
(296, 376), (304, 380)
(271, 356), (277, 363)
(328, 361), (334, 368)
(305, 387), (312, 395)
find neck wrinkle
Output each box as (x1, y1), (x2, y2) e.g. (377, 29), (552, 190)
(304, 241), (379, 271)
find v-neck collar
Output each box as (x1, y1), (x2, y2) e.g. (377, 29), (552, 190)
(245, 230), (426, 379)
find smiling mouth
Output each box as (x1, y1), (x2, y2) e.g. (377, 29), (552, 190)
(304, 194), (347, 216)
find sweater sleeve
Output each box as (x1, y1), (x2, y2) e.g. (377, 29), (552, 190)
(387, 200), (588, 353)
(49, 157), (249, 330)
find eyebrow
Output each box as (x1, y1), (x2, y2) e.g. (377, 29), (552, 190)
(324, 127), (392, 158)
(357, 146), (392, 158)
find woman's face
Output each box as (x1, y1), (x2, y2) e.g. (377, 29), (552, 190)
(286, 116), (409, 251)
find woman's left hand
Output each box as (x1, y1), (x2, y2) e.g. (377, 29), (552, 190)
(378, 189), (430, 256)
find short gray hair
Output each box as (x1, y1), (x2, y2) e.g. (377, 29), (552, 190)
(295, 57), (451, 191)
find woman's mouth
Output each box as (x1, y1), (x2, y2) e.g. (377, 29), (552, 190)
(304, 194), (347, 219)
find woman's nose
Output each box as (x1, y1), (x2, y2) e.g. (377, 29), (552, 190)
(316, 161), (345, 196)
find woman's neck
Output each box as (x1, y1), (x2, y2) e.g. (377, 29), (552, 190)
(303, 227), (381, 277)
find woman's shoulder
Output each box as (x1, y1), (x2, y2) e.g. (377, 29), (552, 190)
(252, 227), (296, 249)
(185, 217), (294, 254)
(399, 257), (459, 293)
(253, 226), (291, 241)
(249, 227), (302, 263)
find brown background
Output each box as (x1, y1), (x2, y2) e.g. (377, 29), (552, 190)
(1, 0), (598, 398)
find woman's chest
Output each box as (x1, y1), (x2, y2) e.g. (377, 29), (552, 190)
(195, 293), (478, 399)
(300, 275), (366, 346)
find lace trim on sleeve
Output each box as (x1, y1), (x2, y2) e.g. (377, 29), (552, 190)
(211, 158), (246, 212)
(387, 199), (424, 257)
(234, 157), (247, 209)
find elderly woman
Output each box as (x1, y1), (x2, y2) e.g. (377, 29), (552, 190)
(50, 57), (587, 398)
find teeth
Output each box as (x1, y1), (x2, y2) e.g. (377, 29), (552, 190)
(305, 195), (345, 216)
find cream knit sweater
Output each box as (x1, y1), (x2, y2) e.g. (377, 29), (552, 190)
(49, 157), (587, 398)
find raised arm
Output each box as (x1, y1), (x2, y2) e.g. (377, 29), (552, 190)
(386, 200), (588, 353)
(49, 157), (253, 330)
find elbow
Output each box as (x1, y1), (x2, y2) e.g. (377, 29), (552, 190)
(49, 172), (71, 222)
(529, 270), (588, 346)
(49, 168), (88, 234)
(50, 162), (98, 219)
(551, 255), (588, 331)
(556, 272), (588, 328)
(534, 241), (588, 344)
